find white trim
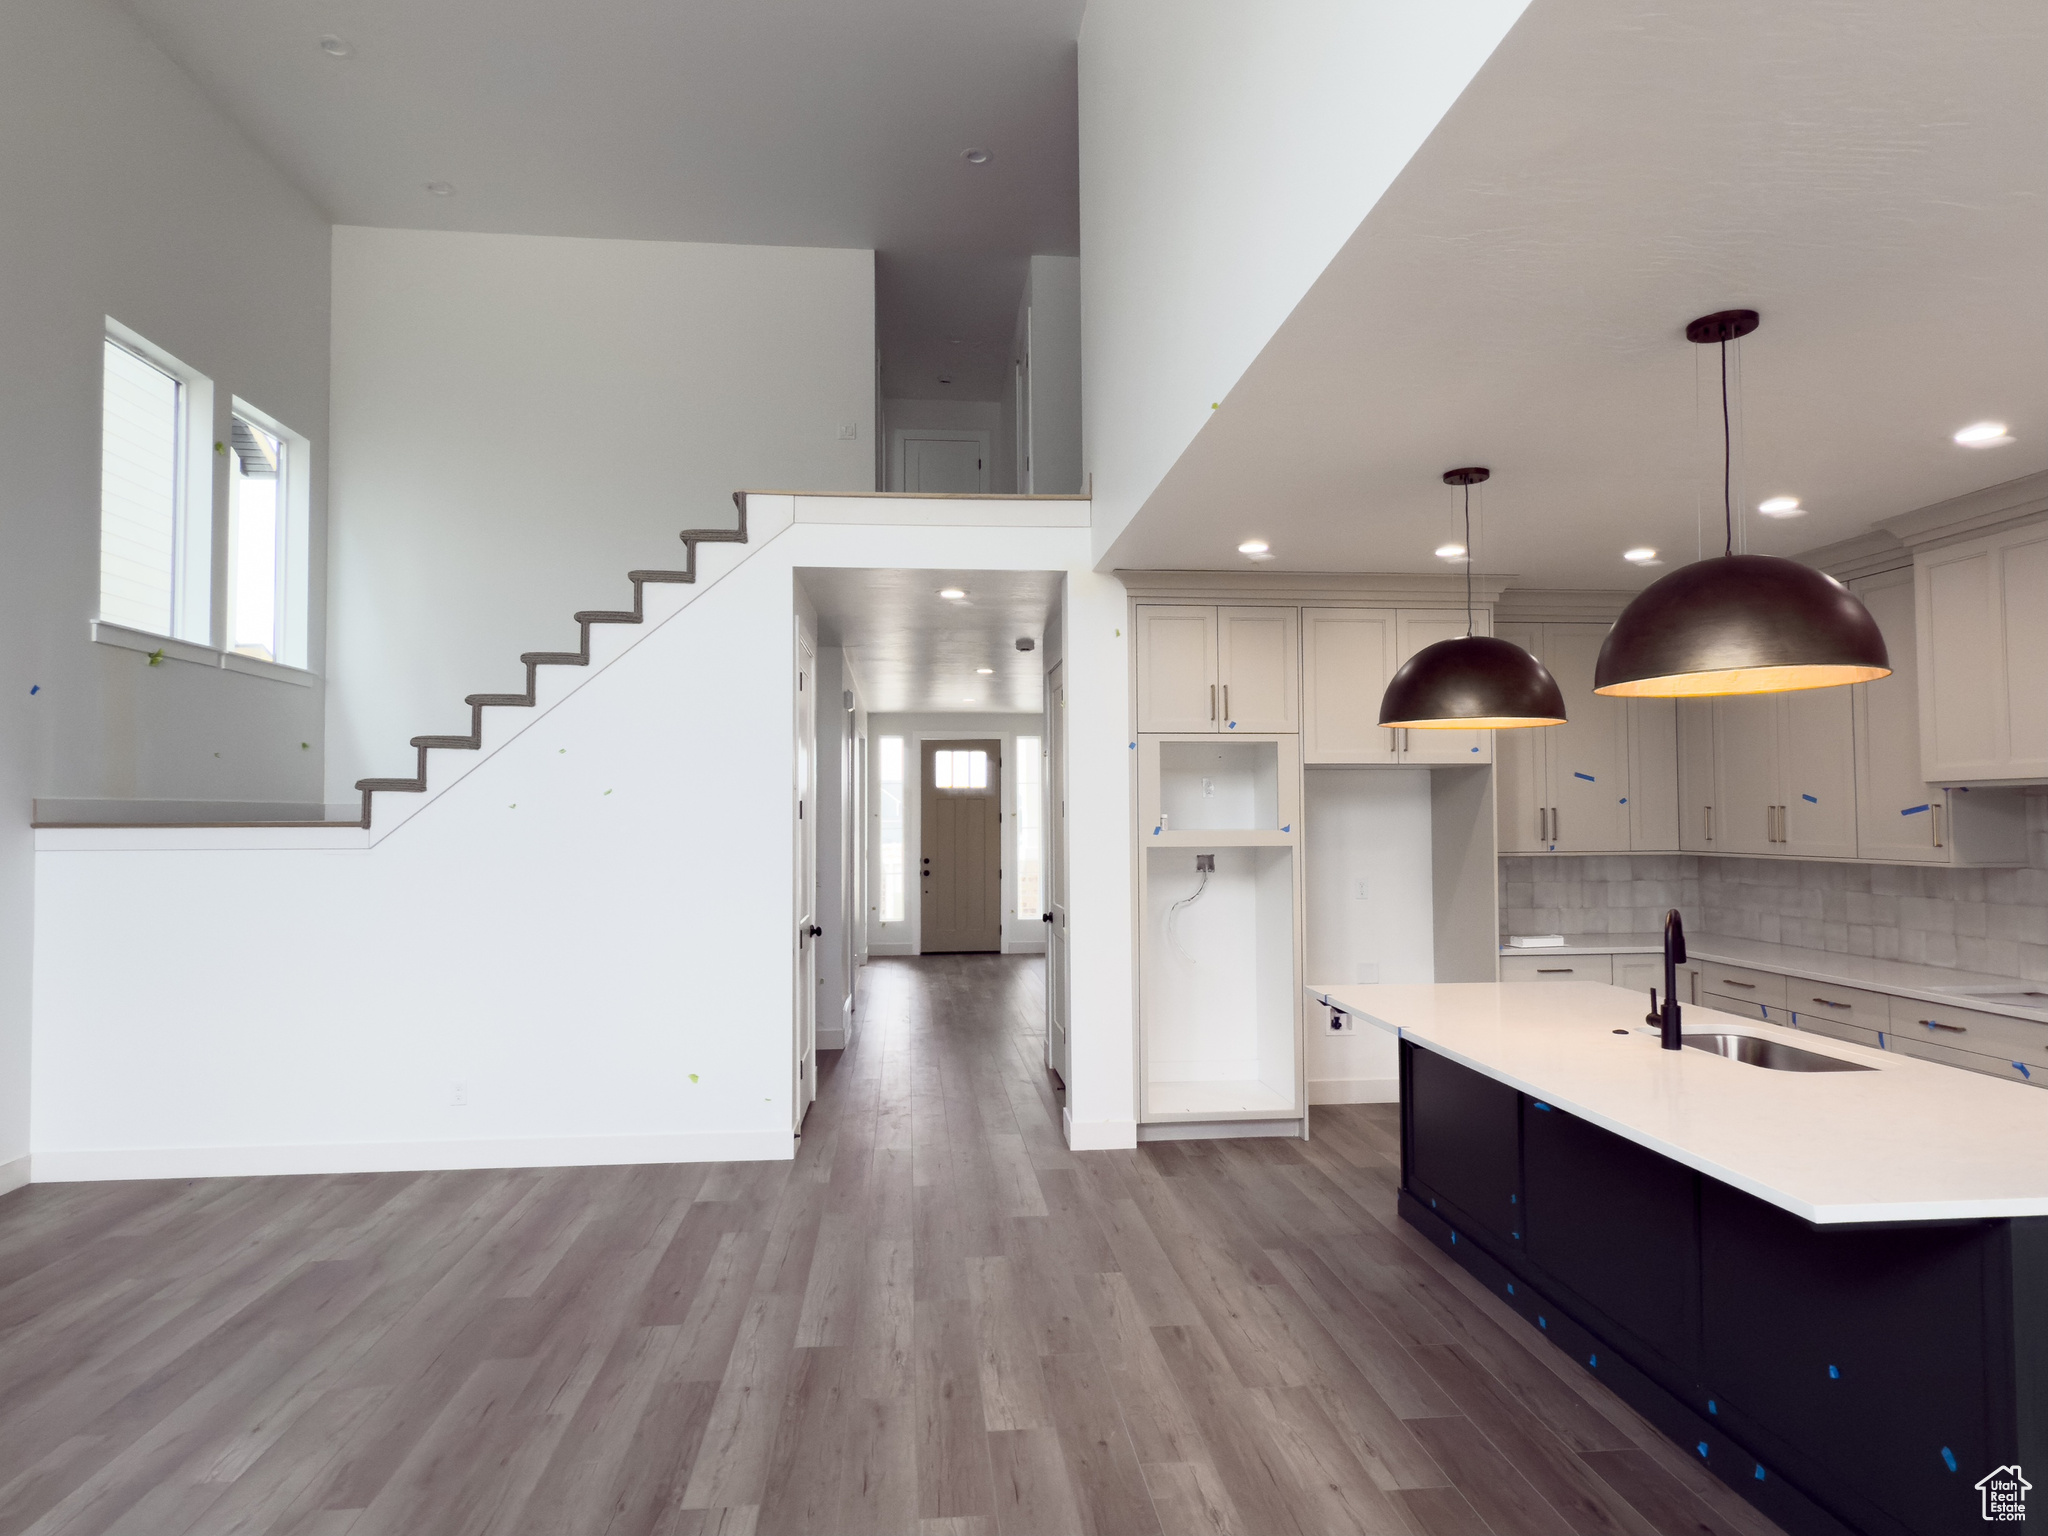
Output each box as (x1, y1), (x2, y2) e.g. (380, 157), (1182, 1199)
(1138, 1118), (1304, 1142)
(90, 620), (319, 687)
(1002, 937), (1048, 955)
(104, 316), (214, 646)
(1308, 1076), (1399, 1105)
(0, 1155), (28, 1199)
(796, 495), (1088, 528)
(1064, 1116), (1138, 1151)
(30, 1130), (794, 1183)
(868, 940), (918, 956)
(35, 824), (370, 852)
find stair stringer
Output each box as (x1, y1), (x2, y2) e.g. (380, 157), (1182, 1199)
(357, 494), (795, 843)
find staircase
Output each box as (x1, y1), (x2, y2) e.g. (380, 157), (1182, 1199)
(351, 495), (751, 828)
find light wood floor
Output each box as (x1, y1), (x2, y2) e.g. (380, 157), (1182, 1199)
(0, 955), (1786, 1536)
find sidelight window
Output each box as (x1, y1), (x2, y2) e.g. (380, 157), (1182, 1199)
(878, 736), (905, 923)
(1016, 736), (1043, 920)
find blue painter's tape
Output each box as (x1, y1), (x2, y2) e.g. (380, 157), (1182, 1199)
(1152, 827), (1161, 836)
(1429, 1197), (1436, 1209)
(1538, 1316), (1547, 1329)
(1534, 1102), (1553, 1112)
(1574, 771), (1595, 782)
(1828, 1365), (1839, 1379)
(28, 685), (38, 695)
(1450, 1232), (1458, 1245)
(1129, 742), (1136, 750)
(1755, 1465), (1767, 1482)
(1281, 824), (1291, 832)
(1943, 1447), (1958, 1473)
(1708, 1400), (1718, 1415)
(1228, 721), (1237, 729)
(1506, 1283), (1515, 1295)
(1512, 1231), (1521, 1240)
(2017, 1063), (2032, 1079)
(1471, 745), (1479, 752)
(1902, 803), (1929, 815)
(1588, 1354), (1598, 1368)
(1510, 1193), (1517, 1204)
(1802, 793), (1818, 803)
(1619, 797), (1628, 804)
(1697, 1442), (1710, 1459)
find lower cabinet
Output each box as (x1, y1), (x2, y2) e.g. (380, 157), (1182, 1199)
(1403, 1045), (1520, 1250)
(1499, 953), (1611, 985)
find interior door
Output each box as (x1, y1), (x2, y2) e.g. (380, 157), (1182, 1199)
(1712, 694), (1779, 854)
(1301, 607), (1397, 763)
(1778, 686), (1858, 858)
(1216, 606), (1298, 732)
(1541, 623), (1630, 852)
(900, 431), (989, 493)
(1395, 609), (1494, 764)
(794, 627), (819, 1129)
(1492, 623), (1548, 852)
(1135, 605), (1218, 733)
(1046, 665), (1069, 1084)
(920, 739), (1003, 953)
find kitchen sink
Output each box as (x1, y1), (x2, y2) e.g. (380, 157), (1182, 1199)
(1682, 1033), (1874, 1072)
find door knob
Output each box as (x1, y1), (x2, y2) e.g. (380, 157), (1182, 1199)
(806, 924), (822, 938)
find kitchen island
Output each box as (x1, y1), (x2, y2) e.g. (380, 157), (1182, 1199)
(1309, 980), (2048, 1536)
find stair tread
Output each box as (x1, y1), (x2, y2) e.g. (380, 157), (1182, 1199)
(520, 651), (588, 665)
(355, 777), (424, 791)
(465, 693), (532, 707)
(574, 610), (641, 624)
(412, 735), (478, 749)
(628, 570), (695, 582)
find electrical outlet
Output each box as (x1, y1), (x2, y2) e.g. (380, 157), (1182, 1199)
(1353, 878), (1370, 900)
(1194, 853), (1216, 872)
(1327, 1008), (1354, 1033)
(838, 422), (859, 440)
(1200, 776), (1215, 797)
(451, 1080), (468, 1108)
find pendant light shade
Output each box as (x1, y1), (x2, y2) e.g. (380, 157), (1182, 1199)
(1377, 467), (1568, 730)
(1596, 309), (1889, 698)
(1381, 634), (1568, 728)
(1592, 554), (1890, 697)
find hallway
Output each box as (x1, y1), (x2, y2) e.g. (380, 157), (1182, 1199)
(0, 956), (1778, 1535)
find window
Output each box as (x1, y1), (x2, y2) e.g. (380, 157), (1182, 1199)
(227, 404), (310, 668)
(99, 338), (184, 636)
(878, 736), (905, 923)
(1015, 736), (1043, 920)
(932, 748), (990, 791)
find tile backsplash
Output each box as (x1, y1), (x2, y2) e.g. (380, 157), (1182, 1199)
(1499, 793), (2048, 982)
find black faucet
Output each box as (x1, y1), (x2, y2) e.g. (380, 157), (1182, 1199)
(1649, 908), (1687, 1050)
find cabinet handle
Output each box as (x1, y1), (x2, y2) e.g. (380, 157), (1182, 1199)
(1209, 684), (1216, 722)
(1921, 1019), (1966, 1034)
(1222, 684), (1230, 722)
(1719, 979), (1757, 989)
(1932, 802), (1944, 849)
(1537, 807), (1547, 841)
(1810, 997), (1851, 1009)
(1536, 968), (1574, 974)
(1705, 805), (1714, 841)
(1551, 807), (1560, 843)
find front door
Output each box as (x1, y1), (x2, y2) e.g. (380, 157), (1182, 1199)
(794, 627), (818, 1128)
(1045, 665), (1070, 1084)
(920, 739), (1002, 953)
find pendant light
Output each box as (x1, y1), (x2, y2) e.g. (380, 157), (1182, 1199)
(1593, 311), (1889, 697)
(1379, 468), (1567, 730)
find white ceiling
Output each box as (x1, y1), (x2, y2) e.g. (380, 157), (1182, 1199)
(799, 569), (1057, 714)
(1102, 0), (2048, 587)
(118, 0), (1083, 403)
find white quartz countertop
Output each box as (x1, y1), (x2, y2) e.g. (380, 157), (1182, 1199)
(1309, 980), (2048, 1225)
(1499, 932), (2048, 1022)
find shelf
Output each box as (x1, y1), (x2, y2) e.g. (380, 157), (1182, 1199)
(1146, 1079), (1300, 1119)
(1144, 827), (1295, 847)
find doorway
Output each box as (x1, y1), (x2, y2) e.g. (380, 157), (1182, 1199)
(919, 738), (1002, 953)
(892, 430), (990, 493)
(794, 626), (819, 1129)
(1045, 663), (1069, 1082)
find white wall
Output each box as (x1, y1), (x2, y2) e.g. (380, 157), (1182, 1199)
(326, 227), (875, 799)
(866, 713), (1048, 957)
(32, 503), (1133, 1176)
(1077, 0), (1529, 562)
(0, 0), (333, 1193)
(882, 398), (1002, 492)
(1302, 768), (1436, 1102)
(1025, 256), (1084, 496)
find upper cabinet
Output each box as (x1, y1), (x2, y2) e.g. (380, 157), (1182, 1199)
(1135, 604), (1297, 734)
(1494, 622), (1650, 854)
(1916, 521), (2048, 783)
(1697, 687), (1857, 859)
(1301, 607), (1493, 765)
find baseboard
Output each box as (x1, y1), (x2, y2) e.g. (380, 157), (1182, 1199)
(868, 941), (918, 957)
(1064, 1114), (1138, 1151)
(0, 1154), (28, 1198)
(817, 1024), (849, 1050)
(1309, 1076), (1400, 1105)
(29, 1130), (795, 1183)
(1001, 937), (1047, 955)
(1138, 1118), (1304, 1142)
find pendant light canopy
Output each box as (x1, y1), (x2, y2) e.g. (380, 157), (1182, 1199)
(1379, 468), (1567, 730)
(1594, 311), (1889, 698)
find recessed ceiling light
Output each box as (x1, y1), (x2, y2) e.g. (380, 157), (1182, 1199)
(961, 697), (976, 703)
(976, 667), (994, 674)
(1624, 547), (1661, 564)
(1757, 495), (1802, 516)
(1954, 421), (2013, 447)
(937, 374), (952, 385)
(424, 181), (456, 198)
(948, 337), (962, 346)
(1435, 542), (1469, 561)
(318, 34), (352, 56)
(1237, 540), (1268, 555)
(938, 588), (966, 600)
(962, 149), (991, 165)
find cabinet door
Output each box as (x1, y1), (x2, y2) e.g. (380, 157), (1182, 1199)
(2004, 531), (2048, 775)
(1777, 686), (1857, 858)
(1676, 700), (1716, 852)
(1539, 625), (1629, 852)
(1301, 608), (1397, 764)
(1395, 609), (1493, 764)
(1918, 542), (2003, 779)
(1711, 694), (1778, 854)
(1626, 700), (1679, 851)
(1492, 623), (1547, 852)
(1853, 571), (1945, 863)
(1216, 606), (1298, 733)
(1135, 605), (1217, 734)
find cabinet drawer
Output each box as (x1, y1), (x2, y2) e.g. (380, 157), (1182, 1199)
(1612, 953), (1666, 997)
(1501, 954), (1612, 985)
(1888, 995), (2048, 1068)
(1786, 981), (1892, 1031)
(1879, 1030), (2047, 1088)
(1699, 991), (1769, 1023)
(1695, 962), (1787, 1011)
(1793, 1014), (1884, 1051)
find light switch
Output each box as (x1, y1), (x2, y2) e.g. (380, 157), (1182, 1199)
(838, 422), (859, 440)
(1354, 878), (1370, 899)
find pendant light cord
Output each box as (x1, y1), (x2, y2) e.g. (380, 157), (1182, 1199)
(1464, 481), (1474, 636)
(1720, 338), (1733, 558)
